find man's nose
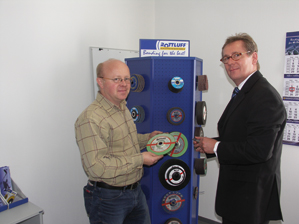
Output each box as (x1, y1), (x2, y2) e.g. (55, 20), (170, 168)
(226, 56), (234, 64)
(119, 79), (128, 85)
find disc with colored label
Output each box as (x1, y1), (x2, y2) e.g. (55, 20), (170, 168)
(130, 105), (145, 123)
(146, 134), (176, 155)
(162, 191), (185, 213)
(168, 77), (184, 93)
(167, 107), (185, 125)
(159, 159), (191, 191)
(168, 132), (188, 157)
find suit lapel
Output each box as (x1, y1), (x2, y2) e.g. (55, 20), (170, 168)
(218, 71), (263, 135)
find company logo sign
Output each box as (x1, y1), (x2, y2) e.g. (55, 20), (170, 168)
(140, 39), (190, 57)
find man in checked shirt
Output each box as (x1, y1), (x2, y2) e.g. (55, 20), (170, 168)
(75, 59), (163, 224)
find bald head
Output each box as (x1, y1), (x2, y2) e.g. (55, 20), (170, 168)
(96, 59), (131, 106)
(96, 59), (128, 78)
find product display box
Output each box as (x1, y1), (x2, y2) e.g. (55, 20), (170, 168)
(0, 166), (28, 212)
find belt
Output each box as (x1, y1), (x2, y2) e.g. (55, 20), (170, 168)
(89, 181), (139, 190)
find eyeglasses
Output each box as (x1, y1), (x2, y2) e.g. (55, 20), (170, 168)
(100, 77), (132, 84)
(220, 51), (251, 64)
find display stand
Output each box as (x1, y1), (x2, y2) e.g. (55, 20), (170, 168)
(126, 56), (205, 224)
(0, 202), (44, 224)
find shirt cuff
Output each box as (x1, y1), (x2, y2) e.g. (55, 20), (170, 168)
(213, 141), (220, 157)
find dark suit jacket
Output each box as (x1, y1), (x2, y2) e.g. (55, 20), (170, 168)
(209, 71), (286, 223)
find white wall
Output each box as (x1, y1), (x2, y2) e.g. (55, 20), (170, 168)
(0, 0), (154, 223)
(154, 0), (299, 223)
(1, 0), (299, 223)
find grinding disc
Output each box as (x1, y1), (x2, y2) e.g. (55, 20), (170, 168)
(146, 133), (176, 155)
(167, 107), (185, 125)
(161, 191), (185, 213)
(194, 158), (207, 175)
(130, 105), (145, 123)
(195, 101), (207, 125)
(168, 76), (184, 93)
(168, 132), (188, 157)
(164, 218), (182, 224)
(159, 159), (191, 191)
(193, 186), (199, 200)
(194, 127), (204, 137)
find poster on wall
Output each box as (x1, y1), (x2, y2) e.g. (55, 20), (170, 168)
(283, 31), (299, 146)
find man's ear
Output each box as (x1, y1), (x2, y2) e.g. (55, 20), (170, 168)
(96, 77), (103, 89)
(252, 52), (258, 66)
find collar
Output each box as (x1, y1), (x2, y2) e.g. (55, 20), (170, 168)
(96, 92), (127, 111)
(237, 70), (257, 90)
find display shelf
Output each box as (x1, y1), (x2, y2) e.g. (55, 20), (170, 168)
(0, 202), (43, 224)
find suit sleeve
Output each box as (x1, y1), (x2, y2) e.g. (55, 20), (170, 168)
(217, 87), (286, 165)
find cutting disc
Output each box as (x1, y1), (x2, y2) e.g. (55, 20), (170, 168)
(161, 191), (185, 213)
(168, 132), (188, 157)
(146, 133), (176, 155)
(168, 76), (184, 93)
(167, 107), (185, 125)
(159, 159), (191, 191)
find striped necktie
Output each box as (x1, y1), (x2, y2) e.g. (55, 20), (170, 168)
(231, 87), (240, 99)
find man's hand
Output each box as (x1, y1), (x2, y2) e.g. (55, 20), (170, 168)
(148, 130), (163, 139)
(193, 137), (217, 154)
(142, 152), (163, 166)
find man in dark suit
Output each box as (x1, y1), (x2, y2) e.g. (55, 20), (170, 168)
(193, 33), (286, 224)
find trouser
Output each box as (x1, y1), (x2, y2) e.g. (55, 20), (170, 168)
(83, 182), (151, 224)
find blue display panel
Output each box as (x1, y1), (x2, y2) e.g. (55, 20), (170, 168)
(126, 57), (204, 224)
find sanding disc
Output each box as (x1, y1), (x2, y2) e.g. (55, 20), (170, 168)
(168, 77), (184, 93)
(161, 191), (185, 213)
(167, 107), (185, 125)
(168, 132), (188, 157)
(164, 218), (182, 224)
(146, 133), (176, 155)
(130, 105), (145, 123)
(159, 159), (191, 191)
(131, 74), (145, 92)
(197, 75), (208, 91)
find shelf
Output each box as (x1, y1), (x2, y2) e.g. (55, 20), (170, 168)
(0, 202), (44, 224)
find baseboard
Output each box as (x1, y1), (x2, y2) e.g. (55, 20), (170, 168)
(198, 216), (221, 224)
